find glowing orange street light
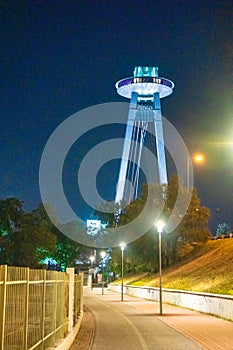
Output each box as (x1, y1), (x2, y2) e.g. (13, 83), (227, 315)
(193, 153), (205, 164)
(187, 153), (205, 189)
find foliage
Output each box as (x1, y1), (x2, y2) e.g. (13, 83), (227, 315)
(94, 174), (211, 275)
(0, 198), (56, 267)
(51, 227), (90, 270)
(215, 222), (231, 236)
(166, 179), (211, 263)
(94, 201), (121, 228)
(117, 239), (233, 296)
(0, 198), (91, 269)
(30, 204), (92, 269)
(108, 246), (133, 277)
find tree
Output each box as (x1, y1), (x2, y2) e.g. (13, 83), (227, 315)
(31, 204), (91, 269)
(0, 197), (24, 233)
(94, 174), (211, 274)
(0, 197), (25, 264)
(11, 212), (57, 267)
(0, 198), (57, 268)
(162, 175), (211, 265)
(216, 222), (231, 236)
(51, 227), (90, 270)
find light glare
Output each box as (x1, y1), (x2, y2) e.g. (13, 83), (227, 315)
(100, 251), (106, 259)
(155, 220), (165, 233)
(120, 242), (126, 251)
(193, 153), (205, 163)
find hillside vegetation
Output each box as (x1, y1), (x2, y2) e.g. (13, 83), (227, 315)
(116, 239), (233, 295)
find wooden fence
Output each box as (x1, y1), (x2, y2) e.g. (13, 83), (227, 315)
(0, 265), (83, 350)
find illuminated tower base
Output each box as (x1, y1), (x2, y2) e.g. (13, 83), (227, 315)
(115, 66), (174, 205)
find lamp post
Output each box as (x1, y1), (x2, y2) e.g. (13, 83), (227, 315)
(155, 220), (165, 315)
(100, 251), (106, 295)
(187, 153), (205, 190)
(120, 243), (126, 301)
(89, 255), (95, 290)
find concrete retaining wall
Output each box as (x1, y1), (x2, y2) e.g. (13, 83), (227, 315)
(109, 284), (233, 321)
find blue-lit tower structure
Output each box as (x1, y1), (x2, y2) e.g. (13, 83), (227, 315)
(115, 66), (174, 205)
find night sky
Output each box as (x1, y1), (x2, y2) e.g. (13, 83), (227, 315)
(1, 0), (232, 232)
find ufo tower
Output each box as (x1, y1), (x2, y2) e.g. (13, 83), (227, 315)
(115, 66), (174, 205)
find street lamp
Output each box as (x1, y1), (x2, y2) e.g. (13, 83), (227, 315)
(120, 243), (126, 301)
(89, 255), (95, 290)
(155, 220), (165, 315)
(187, 153), (205, 190)
(90, 255), (95, 267)
(193, 153), (205, 163)
(100, 251), (106, 295)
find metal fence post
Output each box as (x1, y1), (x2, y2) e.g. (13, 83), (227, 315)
(79, 273), (84, 316)
(66, 268), (74, 332)
(41, 269), (46, 350)
(0, 265), (7, 350)
(24, 267), (29, 350)
(53, 271), (58, 345)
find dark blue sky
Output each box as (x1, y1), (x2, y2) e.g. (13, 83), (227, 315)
(0, 0), (232, 231)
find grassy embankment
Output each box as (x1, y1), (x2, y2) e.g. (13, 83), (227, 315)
(113, 239), (233, 295)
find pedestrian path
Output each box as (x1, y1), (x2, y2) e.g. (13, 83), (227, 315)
(70, 287), (233, 350)
(69, 305), (95, 350)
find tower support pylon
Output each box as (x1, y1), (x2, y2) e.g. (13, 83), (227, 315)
(115, 66), (174, 205)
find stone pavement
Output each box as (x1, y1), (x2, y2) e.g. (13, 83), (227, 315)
(69, 288), (233, 350)
(69, 304), (95, 350)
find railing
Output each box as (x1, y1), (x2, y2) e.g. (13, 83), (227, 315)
(109, 283), (233, 321)
(210, 233), (233, 240)
(0, 265), (83, 350)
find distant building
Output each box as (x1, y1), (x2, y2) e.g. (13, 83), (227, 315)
(87, 219), (103, 235)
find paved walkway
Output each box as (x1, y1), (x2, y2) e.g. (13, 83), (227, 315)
(70, 287), (233, 350)
(69, 304), (95, 350)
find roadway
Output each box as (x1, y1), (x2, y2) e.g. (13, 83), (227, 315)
(71, 287), (233, 350)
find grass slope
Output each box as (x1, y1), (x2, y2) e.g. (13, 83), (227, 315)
(119, 239), (233, 295)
